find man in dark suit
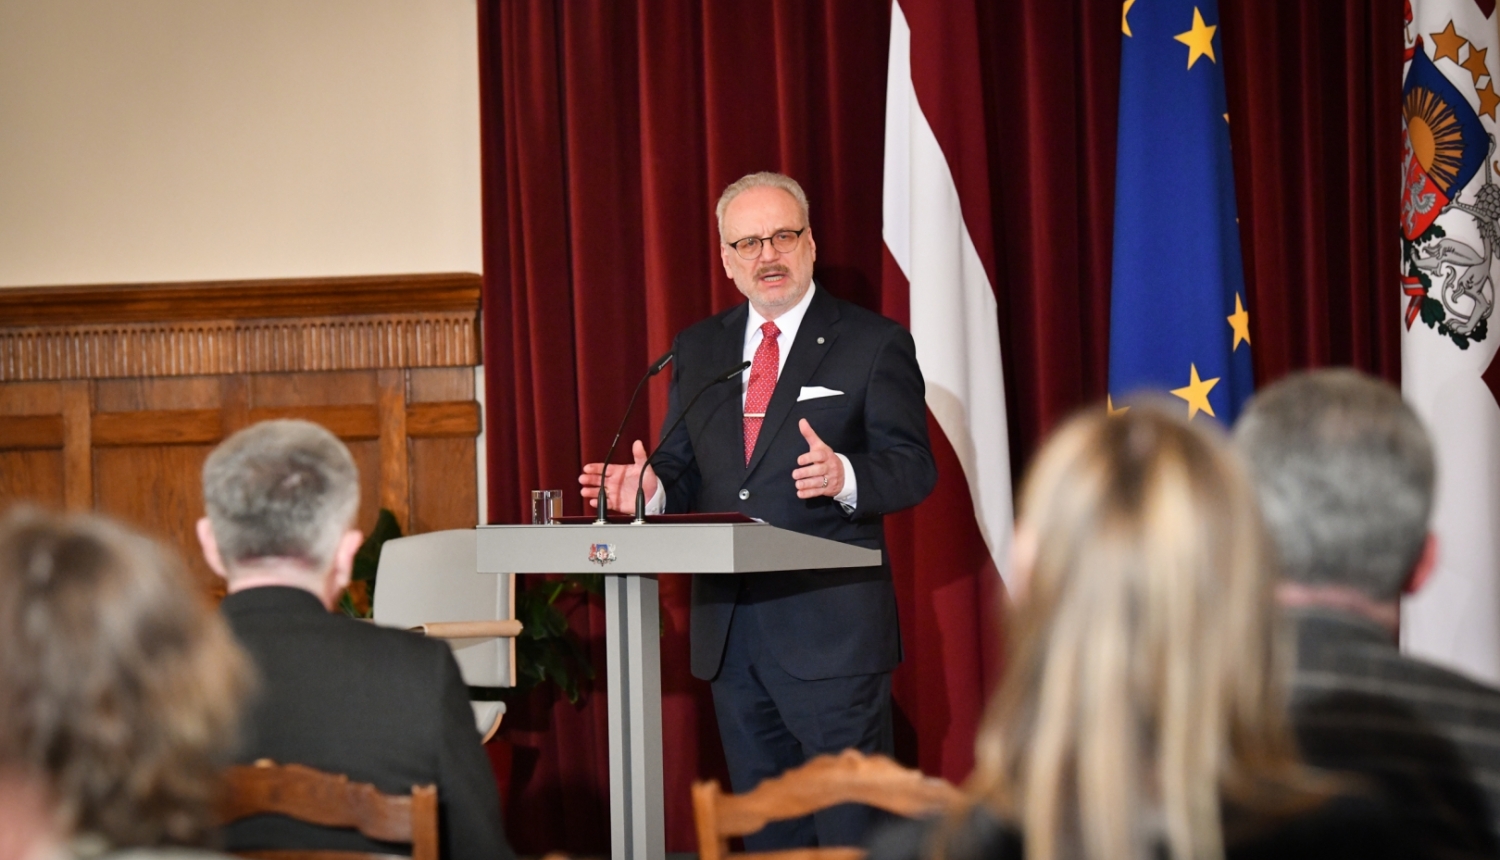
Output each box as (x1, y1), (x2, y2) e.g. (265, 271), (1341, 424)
(1236, 370), (1500, 857)
(196, 419), (512, 860)
(581, 172), (936, 849)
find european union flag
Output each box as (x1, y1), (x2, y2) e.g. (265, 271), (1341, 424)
(1109, 0), (1253, 423)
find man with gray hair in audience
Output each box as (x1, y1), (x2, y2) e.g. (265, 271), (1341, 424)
(197, 419), (512, 860)
(1236, 368), (1500, 857)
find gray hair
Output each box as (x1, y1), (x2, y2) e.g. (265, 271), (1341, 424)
(201, 419), (359, 571)
(715, 171), (811, 239)
(1233, 369), (1435, 600)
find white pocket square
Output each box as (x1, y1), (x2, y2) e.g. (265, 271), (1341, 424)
(797, 386), (844, 402)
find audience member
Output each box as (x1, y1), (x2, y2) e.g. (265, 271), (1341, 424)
(0, 508), (251, 860)
(1236, 368), (1500, 856)
(870, 402), (1422, 860)
(197, 419), (513, 860)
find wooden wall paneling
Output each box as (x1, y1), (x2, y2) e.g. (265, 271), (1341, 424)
(407, 402), (480, 437)
(0, 275), (483, 596)
(345, 440), (384, 537)
(2, 403), (490, 450)
(93, 443), (218, 592)
(0, 381), (66, 515)
(0, 451), (64, 514)
(93, 409), (222, 447)
(0, 380), (63, 415)
(221, 375), (250, 437)
(246, 404), (383, 440)
(409, 438), (478, 534)
(62, 381), (91, 512)
(409, 367), (473, 402)
(378, 368), (411, 531)
(379, 367), (478, 535)
(95, 375), (223, 412)
(0, 313), (480, 382)
(0, 415), (64, 449)
(0, 274), (482, 327)
(251, 370), (380, 408)
(408, 369), (479, 534)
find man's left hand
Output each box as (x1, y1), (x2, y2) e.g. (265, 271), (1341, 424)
(793, 418), (844, 499)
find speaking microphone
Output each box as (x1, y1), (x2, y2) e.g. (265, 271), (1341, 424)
(633, 358), (751, 523)
(595, 349), (674, 523)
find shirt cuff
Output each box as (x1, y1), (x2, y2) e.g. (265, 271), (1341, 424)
(834, 454), (857, 510)
(645, 478), (666, 515)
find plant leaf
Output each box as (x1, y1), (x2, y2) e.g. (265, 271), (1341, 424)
(339, 508), (403, 618)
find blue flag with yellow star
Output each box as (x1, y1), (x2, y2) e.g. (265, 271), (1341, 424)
(1109, 0), (1253, 422)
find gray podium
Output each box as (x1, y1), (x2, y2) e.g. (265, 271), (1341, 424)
(476, 521), (881, 860)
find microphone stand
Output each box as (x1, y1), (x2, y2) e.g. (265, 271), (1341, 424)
(596, 349), (673, 524)
(633, 359), (751, 523)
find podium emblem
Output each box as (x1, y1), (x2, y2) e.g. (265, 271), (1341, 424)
(588, 543), (617, 567)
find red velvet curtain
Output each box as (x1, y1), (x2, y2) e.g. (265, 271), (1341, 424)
(478, 1), (1404, 853)
(1221, 2), (1405, 381)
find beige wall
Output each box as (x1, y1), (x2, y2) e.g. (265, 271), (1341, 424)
(0, 0), (481, 288)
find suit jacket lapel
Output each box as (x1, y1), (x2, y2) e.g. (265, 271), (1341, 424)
(745, 287), (840, 476)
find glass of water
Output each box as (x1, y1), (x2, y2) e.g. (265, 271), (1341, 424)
(531, 489), (563, 524)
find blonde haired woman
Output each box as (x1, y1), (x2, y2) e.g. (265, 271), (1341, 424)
(0, 508), (253, 860)
(870, 404), (1422, 860)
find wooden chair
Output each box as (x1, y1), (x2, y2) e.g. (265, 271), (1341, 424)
(372, 529), (523, 743)
(219, 759), (438, 860)
(692, 749), (963, 860)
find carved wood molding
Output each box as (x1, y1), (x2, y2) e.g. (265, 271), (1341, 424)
(0, 274), (482, 381)
(0, 273), (481, 325)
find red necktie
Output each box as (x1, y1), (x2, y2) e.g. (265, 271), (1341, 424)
(743, 321), (781, 464)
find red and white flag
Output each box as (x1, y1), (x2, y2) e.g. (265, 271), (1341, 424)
(882, 0), (1013, 586)
(1400, 0), (1500, 684)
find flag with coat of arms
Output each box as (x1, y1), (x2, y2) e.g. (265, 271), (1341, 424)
(1108, 0), (1254, 423)
(1400, 0), (1500, 685)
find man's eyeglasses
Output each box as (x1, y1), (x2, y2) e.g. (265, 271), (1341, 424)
(724, 228), (807, 260)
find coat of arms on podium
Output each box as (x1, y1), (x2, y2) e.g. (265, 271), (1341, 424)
(588, 543), (616, 567)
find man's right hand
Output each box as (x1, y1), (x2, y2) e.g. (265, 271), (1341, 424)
(579, 439), (659, 515)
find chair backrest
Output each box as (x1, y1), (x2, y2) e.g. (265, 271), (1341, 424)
(692, 750), (963, 860)
(219, 760), (438, 860)
(372, 529), (517, 688)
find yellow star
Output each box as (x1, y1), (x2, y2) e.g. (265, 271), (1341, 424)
(1171, 364), (1220, 420)
(1463, 44), (1491, 85)
(1479, 79), (1500, 120)
(1227, 293), (1251, 351)
(1431, 21), (1466, 65)
(1174, 7), (1218, 69)
(1107, 395), (1130, 416)
(1123, 0), (1136, 37)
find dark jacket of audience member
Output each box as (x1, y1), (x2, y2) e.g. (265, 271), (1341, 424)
(0, 508), (252, 859)
(869, 403), (1426, 860)
(220, 585), (508, 859)
(197, 420), (512, 860)
(1237, 369), (1500, 858)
